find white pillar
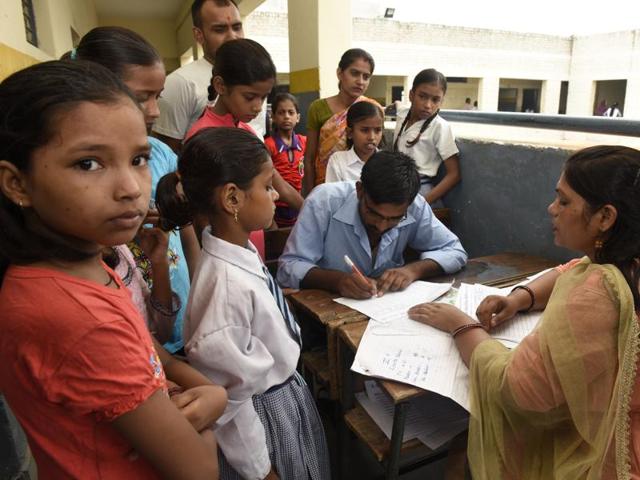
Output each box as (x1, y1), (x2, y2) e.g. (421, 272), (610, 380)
(478, 76), (499, 112)
(566, 79), (595, 116)
(540, 80), (561, 114)
(622, 77), (640, 119)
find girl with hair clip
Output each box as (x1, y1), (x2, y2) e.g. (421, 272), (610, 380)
(394, 69), (461, 206)
(303, 48), (381, 192)
(325, 100), (385, 183)
(409, 145), (640, 479)
(70, 25), (198, 355)
(158, 127), (330, 480)
(185, 38), (303, 217)
(0, 60), (219, 479)
(264, 92), (306, 227)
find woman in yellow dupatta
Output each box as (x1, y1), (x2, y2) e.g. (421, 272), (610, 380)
(302, 48), (381, 192)
(409, 145), (640, 479)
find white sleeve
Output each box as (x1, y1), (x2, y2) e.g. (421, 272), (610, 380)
(186, 283), (273, 478)
(433, 120), (459, 160)
(325, 153), (341, 183)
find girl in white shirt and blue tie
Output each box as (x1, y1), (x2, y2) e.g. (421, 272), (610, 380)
(157, 127), (329, 480)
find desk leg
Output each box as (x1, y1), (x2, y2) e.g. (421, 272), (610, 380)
(385, 401), (409, 480)
(338, 337), (356, 480)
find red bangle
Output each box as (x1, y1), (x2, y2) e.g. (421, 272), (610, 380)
(451, 322), (487, 338)
(510, 285), (535, 313)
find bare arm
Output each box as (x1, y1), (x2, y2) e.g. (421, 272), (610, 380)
(425, 155), (461, 204)
(273, 169), (304, 211)
(152, 132), (183, 155)
(179, 226), (201, 280)
(302, 129), (319, 195)
(155, 339), (227, 431)
(302, 267), (377, 299)
(476, 268), (560, 329)
(112, 389), (218, 480)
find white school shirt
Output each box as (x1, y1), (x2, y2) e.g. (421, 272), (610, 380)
(325, 146), (367, 183)
(154, 57), (266, 140)
(393, 107), (459, 177)
(184, 229), (299, 479)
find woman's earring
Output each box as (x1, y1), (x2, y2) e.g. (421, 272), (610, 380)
(18, 199), (23, 208)
(233, 209), (239, 223)
(595, 239), (604, 250)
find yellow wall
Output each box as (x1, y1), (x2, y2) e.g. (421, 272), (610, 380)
(98, 16), (180, 72)
(0, 0), (98, 79)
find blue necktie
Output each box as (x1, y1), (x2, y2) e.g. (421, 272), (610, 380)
(262, 265), (302, 347)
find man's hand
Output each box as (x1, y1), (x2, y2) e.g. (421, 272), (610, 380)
(376, 265), (420, 296)
(337, 271), (377, 299)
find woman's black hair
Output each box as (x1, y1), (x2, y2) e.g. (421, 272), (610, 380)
(0, 60), (140, 282)
(65, 26), (161, 78)
(345, 101), (384, 148)
(393, 68), (447, 151)
(563, 145), (640, 308)
(157, 128), (270, 226)
(338, 48), (375, 74)
(207, 38), (276, 102)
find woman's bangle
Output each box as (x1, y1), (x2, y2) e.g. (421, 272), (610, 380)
(510, 285), (535, 313)
(451, 322), (487, 338)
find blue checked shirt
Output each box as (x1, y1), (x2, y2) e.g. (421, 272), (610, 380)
(277, 182), (467, 289)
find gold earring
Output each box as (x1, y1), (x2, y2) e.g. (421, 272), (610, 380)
(595, 239), (603, 249)
(18, 199), (23, 208)
(233, 209), (239, 223)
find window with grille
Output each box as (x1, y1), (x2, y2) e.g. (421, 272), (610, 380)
(22, 0), (38, 47)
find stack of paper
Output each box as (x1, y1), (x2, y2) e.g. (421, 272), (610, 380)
(356, 381), (468, 450)
(346, 282), (544, 410)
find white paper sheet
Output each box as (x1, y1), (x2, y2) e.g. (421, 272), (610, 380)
(351, 283), (543, 411)
(334, 281), (452, 324)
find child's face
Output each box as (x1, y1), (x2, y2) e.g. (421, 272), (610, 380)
(338, 58), (372, 99)
(22, 99), (151, 248)
(123, 62), (166, 133)
(409, 82), (445, 120)
(219, 78), (275, 124)
(272, 99), (299, 133)
(349, 115), (383, 161)
(240, 159), (279, 231)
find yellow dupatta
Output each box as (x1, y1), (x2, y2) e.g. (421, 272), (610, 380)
(314, 96), (381, 185)
(468, 257), (640, 479)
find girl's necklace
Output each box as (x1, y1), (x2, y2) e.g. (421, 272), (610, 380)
(104, 274), (114, 287)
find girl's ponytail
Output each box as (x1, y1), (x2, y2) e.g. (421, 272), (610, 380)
(155, 172), (195, 231)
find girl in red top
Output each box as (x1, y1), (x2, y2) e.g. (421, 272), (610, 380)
(265, 93), (307, 227)
(0, 61), (218, 479)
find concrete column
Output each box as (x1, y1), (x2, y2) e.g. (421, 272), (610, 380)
(623, 77), (640, 119)
(540, 80), (561, 114)
(566, 78), (595, 116)
(478, 76), (499, 112)
(287, 0), (351, 132)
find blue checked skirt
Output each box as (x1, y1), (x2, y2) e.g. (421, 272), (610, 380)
(219, 371), (331, 479)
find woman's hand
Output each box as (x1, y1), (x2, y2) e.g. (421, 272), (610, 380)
(475, 295), (519, 330)
(171, 385), (227, 432)
(137, 225), (170, 266)
(408, 302), (473, 333)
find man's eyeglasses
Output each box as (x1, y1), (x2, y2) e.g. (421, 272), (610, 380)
(362, 196), (407, 224)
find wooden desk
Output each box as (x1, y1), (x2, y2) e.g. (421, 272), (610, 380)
(333, 252), (557, 479)
(290, 252), (556, 400)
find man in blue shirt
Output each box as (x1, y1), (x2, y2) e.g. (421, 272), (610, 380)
(277, 151), (467, 298)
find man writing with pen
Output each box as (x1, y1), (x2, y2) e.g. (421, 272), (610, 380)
(277, 151), (468, 298)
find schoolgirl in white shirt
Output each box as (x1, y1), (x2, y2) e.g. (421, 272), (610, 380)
(325, 100), (384, 183)
(393, 69), (461, 205)
(157, 127), (330, 480)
